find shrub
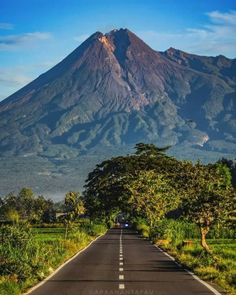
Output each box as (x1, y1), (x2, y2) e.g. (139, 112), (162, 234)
(0, 221), (107, 294)
(195, 266), (220, 280)
(0, 225), (43, 280)
(0, 277), (20, 295)
(136, 223), (150, 238)
(153, 219), (199, 248)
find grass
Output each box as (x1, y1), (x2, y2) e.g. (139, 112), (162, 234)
(0, 222), (107, 295)
(158, 238), (236, 295)
(0, 277), (20, 295)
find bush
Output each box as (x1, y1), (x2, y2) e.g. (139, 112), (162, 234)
(153, 219), (199, 248)
(0, 225), (43, 280)
(79, 220), (107, 237)
(0, 277), (20, 295)
(0, 220), (107, 294)
(133, 218), (151, 238)
(195, 266), (220, 280)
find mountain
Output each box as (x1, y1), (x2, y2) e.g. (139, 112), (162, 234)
(0, 28), (236, 197)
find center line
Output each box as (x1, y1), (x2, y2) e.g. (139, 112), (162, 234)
(119, 275), (124, 280)
(119, 284), (125, 289)
(119, 257), (123, 261)
(119, 268), (124, 271)
(119, 262), (123, 266)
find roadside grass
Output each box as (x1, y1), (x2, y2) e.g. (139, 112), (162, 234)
(0, 277), (20, 295)
(0, 222), (107, 295)
(159, 239), (236, 295)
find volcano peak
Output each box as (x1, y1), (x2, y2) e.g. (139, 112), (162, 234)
(0, 28), (235, 175)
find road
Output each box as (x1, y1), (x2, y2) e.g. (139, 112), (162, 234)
(29, 228), (222, 295)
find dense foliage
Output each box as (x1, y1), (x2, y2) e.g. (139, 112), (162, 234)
(84, 143), (236, 252)
(0, 188), (55, 224)
(0, 143), (235, 294)
(0, 220), (106, 295)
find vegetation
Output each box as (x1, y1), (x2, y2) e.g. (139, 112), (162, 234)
(84, 143), (236, 293)
(126, 170), (178, 227)
(64, 191), (85, 239)
(0, 188), (55, 224)
(219, 158), (236, 187)
(0, 142), (235, 294)
(180, 162), (234, 252)
(0, 189), (107, 295)
(153, 219), (236, 294)
(85, 144), (235, 251)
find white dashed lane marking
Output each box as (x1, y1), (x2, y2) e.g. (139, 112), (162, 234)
(118, 229), (125, 290)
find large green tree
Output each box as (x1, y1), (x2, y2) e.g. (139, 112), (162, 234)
(181, 162), (236, 252)
(84, 143), (178, 223)
(126, 170), (179, 227)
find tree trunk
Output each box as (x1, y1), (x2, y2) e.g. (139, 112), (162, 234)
(200, 227), (211, 253)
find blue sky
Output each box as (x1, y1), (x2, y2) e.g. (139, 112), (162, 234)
(1, 0), (236, 100)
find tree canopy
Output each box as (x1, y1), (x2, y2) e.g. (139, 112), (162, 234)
(83, 143), (236, 251)
(84, 143), (180, 223)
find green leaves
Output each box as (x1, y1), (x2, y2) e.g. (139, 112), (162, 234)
(84, 143), (179, 224)
(181, 163), (235, 227)
(0, 188), (55, 223)
(65, 191), (85, 221)
(125, 170), (179, 227)
(135, 143), (171, 157)
(179, 162), (236, 251)
(84, 142), (235, 251)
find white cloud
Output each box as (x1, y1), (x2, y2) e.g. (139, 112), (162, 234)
(138, 10), (236, 58)
(0, 22), (14, 30)
(207, 10), (236, 25)
(0, 32), (52, 50)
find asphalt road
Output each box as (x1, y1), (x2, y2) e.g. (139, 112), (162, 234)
(29, 228), (222, 295)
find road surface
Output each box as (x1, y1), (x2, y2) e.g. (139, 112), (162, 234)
(29, 228), (222, 295)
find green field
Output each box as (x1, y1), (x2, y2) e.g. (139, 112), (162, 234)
(32, 227), (65, 241)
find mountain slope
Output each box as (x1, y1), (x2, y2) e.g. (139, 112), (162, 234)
(0, 28), (235, 196)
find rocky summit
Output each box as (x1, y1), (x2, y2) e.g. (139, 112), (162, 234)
(0, 28), (236, 197)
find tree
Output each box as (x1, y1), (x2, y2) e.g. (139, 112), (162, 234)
(64, 191), (85, 238)
(126, 170), (179, 227)
(33, 196), (55, 223)
(135, 143), (171, 157)
(218, 158), (236, 187)
(181, 162), (236, 252)
(0, 189), (55, 224)
(84, 143), (179, 224)
(17, 188), (35, 220)
(84, 156), (135, 223)
(5, 209), (20, 224)
(0, 192), (17, 219)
